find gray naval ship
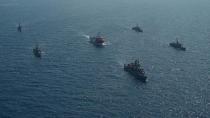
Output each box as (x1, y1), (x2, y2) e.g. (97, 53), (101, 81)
(17, 23), (22, 32)
(33, 44), (42, 58)
(132, 24), (143, 33)
(169, 39), (186, 51)
(124, 59), (147, 82)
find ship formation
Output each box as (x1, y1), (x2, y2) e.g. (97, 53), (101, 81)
(14, 22), (188, 83)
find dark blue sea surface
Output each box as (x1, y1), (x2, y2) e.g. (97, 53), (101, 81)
(0, 0), (210, 117)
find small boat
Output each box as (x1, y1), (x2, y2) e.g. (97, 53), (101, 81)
(132, 24), (143, 33)
(169, 39), (186, 51)
(33, 45), (42, 58)
(124, 59), (147, 82)
(17, 23), (22, 32)
(90, 32), (105, 46)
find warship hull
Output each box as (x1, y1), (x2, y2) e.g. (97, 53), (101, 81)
(17, 27), (22, 32)
(90, 37), (105, 46)
(124, 68), (147, 82)
(132, 27), (143, 33)
(33, 49), (41, 58)
(169, 43), (186, 51)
